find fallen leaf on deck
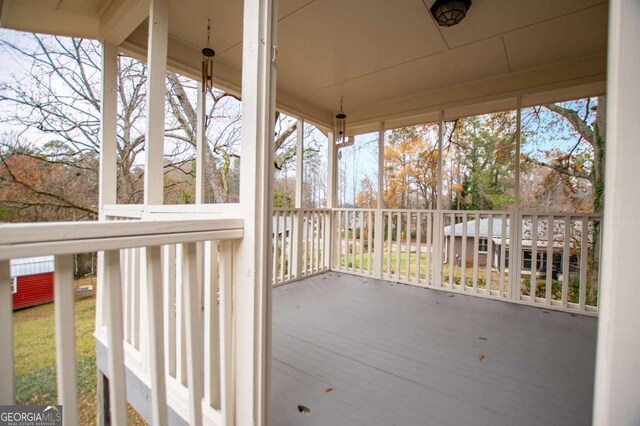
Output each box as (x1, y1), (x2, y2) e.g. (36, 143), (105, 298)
(478, 353), (486, 361)
(324, 387), (333, 393)
(298, 405), (311, 415)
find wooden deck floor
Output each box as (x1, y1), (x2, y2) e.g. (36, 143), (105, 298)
(271, 273), (597, 426)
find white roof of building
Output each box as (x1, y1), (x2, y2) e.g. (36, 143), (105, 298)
(10, 256), (55, 278)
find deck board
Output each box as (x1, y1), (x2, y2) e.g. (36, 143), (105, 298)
(271, 273), (597, 426)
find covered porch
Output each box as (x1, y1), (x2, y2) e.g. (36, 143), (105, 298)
(271, 273), (597, 426)
(0, 0), (638, 425)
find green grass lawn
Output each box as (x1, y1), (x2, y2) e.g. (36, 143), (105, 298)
(340, 249), (597, 305)
(13, 277), (146, 425)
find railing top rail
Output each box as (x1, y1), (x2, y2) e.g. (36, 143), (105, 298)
(440, 209), (512, 215)
(332, 208), (378, 212)
(325, 207), (602, 218)
(0, 218), (244, 260)
(272, 207), (331, 212)
(103, 203), (242, 217)
(519, 211), (603, 218)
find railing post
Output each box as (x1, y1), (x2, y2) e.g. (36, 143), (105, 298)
(510, 99), (523, 300)
(0, 260), (13, 405)
(183, 242), (203, 426)
(54, 255), (79, 426)
(373, 210), (383, 278)
(332, 210), (341, 270)
(292, 209), (304, 278)
(433, 112), (444, 287)
(374, 122), (385, 278)
(104, 249), (127, 426)
(219, 241), (235, 426)
(323, 210), (332, 270)
(203, 240), (220, 409)
(145, 246), (168, 425)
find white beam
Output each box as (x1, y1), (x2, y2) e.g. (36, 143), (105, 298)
(373, 121), (385, 278)
(295, 119), (304, 208)
(593, 0), (640, 423)
(97, 41), (119, 339)
(510, 98), (522, 299)
(327, 131), (336, 209)
(234, 0), (277, 424)
(195, 84), (206, 204)
(99, 42), (118, 209)
(377, 122), (385, 209)
(433, 112), (444, 287)
(99, 0), (149, 46)
(143, 0), (168, 206)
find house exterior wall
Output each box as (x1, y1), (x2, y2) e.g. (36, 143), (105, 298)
(445, 236), (489, 267)
(12, 272), (55, 310)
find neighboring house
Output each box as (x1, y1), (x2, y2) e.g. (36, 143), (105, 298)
(10, 256), (55, 310)
(443, 217), (576, 278)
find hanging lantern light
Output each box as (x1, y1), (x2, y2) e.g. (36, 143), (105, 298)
(335, 97), (347, 144)
(201, 19), (216, 92)
(430, 0), (472, 27)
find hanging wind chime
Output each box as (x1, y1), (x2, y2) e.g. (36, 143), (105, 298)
(335, 97), (347, 144)
(201, 19), (216, 92)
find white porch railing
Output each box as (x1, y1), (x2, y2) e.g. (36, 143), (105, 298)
(0, 218), (243, 425)
(272, 208), (331, 286)
(313, 208), (601, 316)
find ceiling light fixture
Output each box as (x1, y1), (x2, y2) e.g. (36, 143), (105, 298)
(335, 98), (347, 144)
(430, 0), (472, 27)
(201, 19), (216, 92)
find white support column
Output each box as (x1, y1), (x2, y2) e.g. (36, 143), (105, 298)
(327, 131), (337, 209)
(195, 83), (207, 205)
(99, 42), (118, 210)
(510, 98), (522, 299)
(143, 0), (168, 206)
(326, 131), (338, 269)
(292, 119), (304, 277)
(97, 41), (118, 334)
(376, 121), (385, 208)
(433, 112), (444, 287)
(234, 0), (277, 423)
(295, 118), (304, 207)
(593, 0), (640, 422)
(373, 121), (385, 278)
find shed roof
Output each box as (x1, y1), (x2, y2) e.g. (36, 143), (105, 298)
(10, 255), (55, 278)
(443, 216), (593, 243)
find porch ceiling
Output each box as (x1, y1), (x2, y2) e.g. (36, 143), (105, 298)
(0, 0), (608, 129)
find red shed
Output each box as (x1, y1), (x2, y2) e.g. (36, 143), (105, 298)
(10, 256), (55, 310)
